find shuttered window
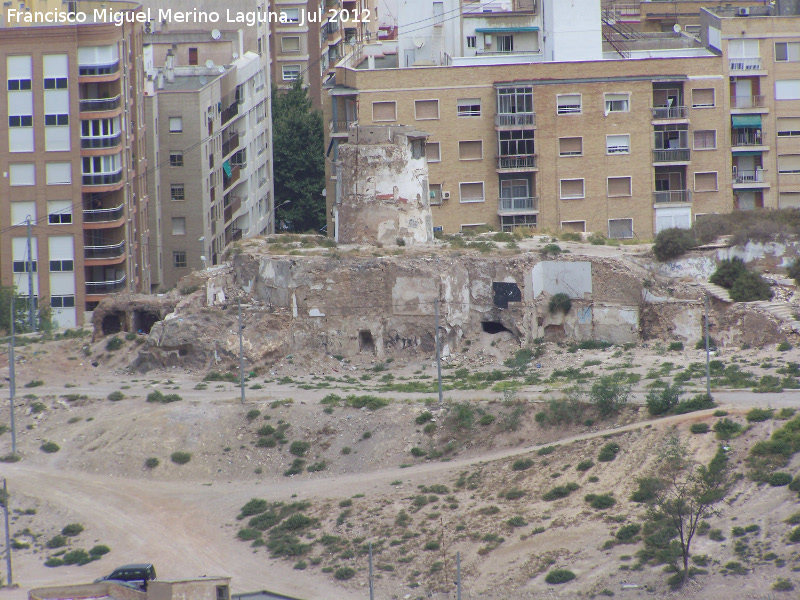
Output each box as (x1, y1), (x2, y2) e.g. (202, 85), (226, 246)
(606, 134), (630, 154)
(607, 177), (632, 197)
(776, 80), (800, 100)
(560, 179), (584, 199)
(372, 101), (396, 121)
(559, 137), (582, 156)
(426, 142), (440, 162)
(693, 130), (716, 149)
(561, 221), (586, 233)
(557, 94), (581, 114)
(777, 117), (800, 137)
(778, 155), (800, 173)
(415, 99), (439, 120)
(779, 192), (800, 209)
(608, 219), (633, 239)
(694, 172), (718, 191)
(459, 182), (484, 203)
(691, 88), (715, 108)
(604, 93), (629, 113)
(459, 140), (482, 160)
(775, 42), (800, 62)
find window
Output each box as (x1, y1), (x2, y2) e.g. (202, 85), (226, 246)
(459, 182), (484, 203)
(429, 183), (443, 205)
(11, 202), (35, 226)
(216, 586), (230, 600)
(608, 218), (633, 239)
(499, 130), (534, 156)
(778, 154), (800, 174)
(425, 142), (440, 162)
(49, 260), (74, 272)
(48, 200), (72, 224)
(9, 116), (33, 127)
(776, 80), (800, 100)
(172, 217), (186, 235)
(459, 140), (482, 160)
(372, 101), (396, 121)
(44, 114), (69, 126)
(170, 153), (183, 167)
(777, 117), (800, 137)
(775, 42), (800, 62)
(43, 78), (67, 89)
(415, 99), (439, 120)
(496, 35), (513, 52)
(7, 79), (32, 91)
(457, 98), (481, 117)
(604, 93), (630, 114)
(497, 87), (533, 116)
(410, 139), (425, 159)
(46, 162), (71, 185)
(281, 36), (301, 52)
(559, 137), (582, 156)
(607, 176), (632, 197)
(9, 163), (35, 186)
(606, 134), (630, 154)
(50, 295), (75, 308)
(557, 94), (581, 115)
(173, 251), (187, 268)
(694, 172), (719, 191)
(189, 48), (198, 65)
(560, 179), (584, 199)
(281, 65), (300, 81)
(693, 130), (716, 150)
(280, 8), (300, 22)
(561, 221), (586, 233)
(691, 88), (715, 108)
(171, 184), (185, 200)
(780, 192), (800, 209)
(169, 117), (183, 133)
(466, 36), (476, 48)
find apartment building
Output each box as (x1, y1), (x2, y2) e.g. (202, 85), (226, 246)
(0, 0), (149, 327)
(144, 50), (273, 290)
(603, 1), (761, 35)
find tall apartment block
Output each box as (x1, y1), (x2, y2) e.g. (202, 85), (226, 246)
(602, 0), (758, 35)
(0, 0), (149, 327)
(144, 50), (273, 290)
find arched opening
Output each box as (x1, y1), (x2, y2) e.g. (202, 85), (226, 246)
(134, 310), (160, 334)
(482, 321), (511, 334)
(359, 330), (376, 353)
(101, 313), (123, 336)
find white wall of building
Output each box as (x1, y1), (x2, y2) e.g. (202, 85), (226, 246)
(542, 0), (601, 62)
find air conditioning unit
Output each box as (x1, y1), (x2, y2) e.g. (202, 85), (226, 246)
(737, 7), (749, 16)
(442, 190), (451, 200)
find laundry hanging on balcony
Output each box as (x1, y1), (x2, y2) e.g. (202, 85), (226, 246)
(222, 160), (232, 177)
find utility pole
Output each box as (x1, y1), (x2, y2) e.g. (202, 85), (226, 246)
(435, 298), (443, 409)
(9, 293), (16, 455)
(238, 299), (245, 404)
(3, 478), (12, 586)
(704, 292), (711, 397)
(368, 541), (374, 600)
(456, 551), (461, 600)
(26, 217), (35, 333)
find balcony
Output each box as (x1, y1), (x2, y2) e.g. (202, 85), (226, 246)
(497, 154), (537, 170)
(78, 61), (120, 77)
(732, 129), (763, 147)
(222, 164), (241, 190)
(85, 275), (127, 295)
(498, 196), (539, 214)
(729, 57), (762, 72)
(732, 95), (765, 110)
(495, 113), (535, 127)
(650, 105), (688, 120)
(733, 169), (768, 186)
(85, 240), (125, 260)
(82, 170), (123, 186)
(226, 228), (243, 244)
(653, 190), (692, 204)
(222, 131), (240, 158)
(652, 148), (690, 163)
(81, 133), (122, 149)
(79, 95), (121, 112)
(221, 101), (239, 126)
(83, 203), (124, 223)
(224, 196), (243, 223)
(330, 119), (357, 134)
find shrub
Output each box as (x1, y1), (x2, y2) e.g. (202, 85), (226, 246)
(62, 549), (92, 566)
(674, 393), (716, 415)
(45, 557), (64, 567)
(46, 535), (67, 549)
(289, 441), (310, 457)
(410, 447), (426, 457)
(616, 523), (641, 542)
(415, 411), (434, 425)
(238, 498), (269, 518)
(146, 390), (182, 403)
(746, 407), (774, 422)
(778, 341), (793, 352)
(690, 423), (710, 434)
(479, 414), (496, 426)
(790, 527), (800, 543)
(710, 257), (747, 289)
(630, 477), (663, 503)
(789, 477), (800, 492)
(503, 488), (526, 500)
(598, 442), (620, 462)
(105, 336), (123, 351)
(61, 523), (84, 537)
(585, 493), (615, 509)
(170, 451), (191, 465)
(576, 460), (594, 472)
(543, 482), (579, 501)
(646, 383), (683, 416)
(713, 418), (743, 440)
(668, 342), (684, 351)
(729, 269), (772, 302)
(89, 545), (110, 557)
(653, 227), (695, 262)
(145, 457), (159, 469)
(773, 578), (795, 591)
(107, 391), (125, 402)
(246, 409), (261, 421)
(590, 377), (631, 418)
(541, 243), (562, 256)
(450, 402), (475, 430)
(769, 472), (793, 487)
(545, 569), (576, 584)
(334, 566), (356, 580)
(283, 459), (305, 476)
(548, 293), (572, 315)
(40, 441), (60, 453)
(512, 458), (534, 471)
(25, 380), (44, 388)
(537, 446), (556, 456)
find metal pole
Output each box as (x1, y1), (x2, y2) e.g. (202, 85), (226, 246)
(26, 217), (35, 333)
(9, 293), (16, 456)
(368, 541), (374, 600)
(435, 298), (443, 409)
(238, 299), (245, 404)
(705, 292), (711, 397)
(457, 551), (461, 600)
(3, 478), (12, 586)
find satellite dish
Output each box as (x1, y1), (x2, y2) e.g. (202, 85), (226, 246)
(232, 51), (239, 59)
(673, 23), (682, 33)
(205, 59), (215, 68)
(218, 66), (225, 73)
(413, 37), (425, 48)
(211, 29), (221, 39)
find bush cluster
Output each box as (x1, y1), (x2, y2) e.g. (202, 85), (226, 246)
(710, 258), (772, 302)
(653, 228), (696, 262)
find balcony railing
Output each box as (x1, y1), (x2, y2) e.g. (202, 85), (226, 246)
(85, 240), (125, 259)
(223, 165), (241, 189)
(497, 154), (537, 170)
(85, 275), (126, 294)
(83, 203), (124, 223)
(79, 95), (121, 112)
(653, 190), (692, 204)
(81, 133), (122, 149)
(650, 105), (688, 120)
(732, 95), (765, 109)
(82, 170), (123, 186)
(733, 169), (767, 184)
(224, 196), (243, 223)
(498, 196), (539, 213)
(222, 131), (240, 157)
(330, 119), (357, 132)
(732, 129), (763, 146)
(78, 61), (120, 76)
(652, 148), (690, 162)
(495, 113), (535, 127)
(221, 101), (239, 125)
(729, 57), (762, 71)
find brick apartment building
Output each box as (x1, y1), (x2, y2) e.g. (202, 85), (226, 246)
(0, 0), (150, 327)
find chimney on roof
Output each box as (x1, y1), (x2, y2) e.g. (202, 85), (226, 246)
(165, 48), (175, 83)
(157, 71), (165, 90)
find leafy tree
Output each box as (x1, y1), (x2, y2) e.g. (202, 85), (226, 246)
(0, 285), (46, 335)
(589, 376), (631, 418)
(646, 382), (684, 416)
(271, 80), (325, 233)
(709, 258), (747, 289)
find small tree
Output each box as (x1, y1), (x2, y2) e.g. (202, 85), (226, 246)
(590, 376), (631, 418)
(646, 382), (684, 416)
(653, 228), (695, 262)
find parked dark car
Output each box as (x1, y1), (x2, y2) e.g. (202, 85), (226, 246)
(95, 563), (157, 585)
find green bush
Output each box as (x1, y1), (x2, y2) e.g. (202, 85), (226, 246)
(585, 493), (615, 509)
(246, 409), (261, 421)
(40, 441), (60, 453)
(334, 566), (356, 580)
(713, 418), (743, 440)
(789, 477), (800, 492)
(778, 341), (793, 352)
(415, 411), (434, 425)
(107, 391), (125, 402)
(674, 393), (716, 415)
(479, 414), (496, 426)
(790, 527), (800, 543)
(283, 459), (305, 476)
(576, 459), (594, 472)
(146, 390), (182, 403)
(61, 523), (83, 537)
(25, 380), (44, 388)
(747, 407), (774, 422)
(289, 441), (310, 457)
(541, 243), (562, 256)
(616, 523), (641, 542)
(668, 342), (684, 351)
(512, 458), (534, 471)
(630, 477), (663, 503)
(653, 228), (695, 262)
(598, 442), (620, 462)
(170, 451), (191, 465)
(507, 516), (527, 527)
(410, 447), (426, 457)
(145, 457), (159, 469)
(590, 377), (631, 418)
(450, 402), (475, 430)
(548, 293), (572, 315)
(62, 549), (92, 566)
(543, 482), (579, 501)
(773, 578), (795, 592)
(544, 569), (576, 584)
(105, 336), (123, 351)
(44, 557), (64, 567)
(646, 383), (683, 416)
(89, 545), (110, 557)
(238, 498), (269, 518)
(537, 445), (556, 456)
(730, 269), (773, 302)
(46, 535), (67, 549)
(769, 472), (793, 487)
(690, 423), (710, 434)
(710, 258), (747, 289)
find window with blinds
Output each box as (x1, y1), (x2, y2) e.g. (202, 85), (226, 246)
(608, 218), (633, 239)
(606, 134), (630, 154)
(559, 137), (582, 156)
(457, 98), (481, 117)
(557, 94), (581, 114)
(693, 130), (717, 150)
(780, 192), (800, 209)
(372, 101), (396, 121)
(561, 221), (586, 233)
(607, 177), (632, 197)
(691, 88), (715, 108)
(604, 93), (630, 113)
(777, 117), (800, 137)
(775, 42), (800, 62)
(415, 99), (439, 120)
(426, 142), (441, 162)
(694, 172), (718, 191)
(778, 154), (800, 173)
(459, 182), (484, 203)
(776, 80), (800, 101)
(560, 179), (584, 199)
(459, 140), (482, 160)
